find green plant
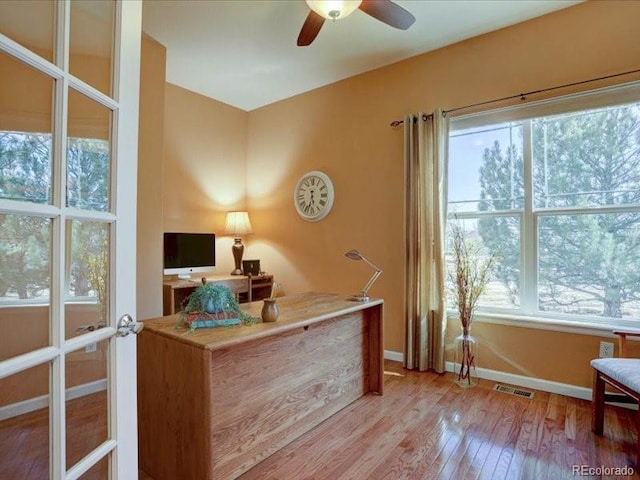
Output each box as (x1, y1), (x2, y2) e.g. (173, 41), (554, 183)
(180, 283), (257, 325)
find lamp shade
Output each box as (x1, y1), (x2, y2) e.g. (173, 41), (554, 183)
(344, 249), (382, 302)
(345, 249), (363, 261)
(225, 211), (253, 236)
(306, 0), (362, 20)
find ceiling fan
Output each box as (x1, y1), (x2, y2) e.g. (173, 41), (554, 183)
(297, 0), (416, 46)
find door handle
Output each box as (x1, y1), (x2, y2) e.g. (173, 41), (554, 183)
(117, 314), (144, 337)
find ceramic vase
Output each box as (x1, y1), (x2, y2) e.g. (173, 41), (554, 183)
(261, 299), (279, 322)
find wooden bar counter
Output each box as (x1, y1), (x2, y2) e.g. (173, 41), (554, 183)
(137, 291), (384, 480)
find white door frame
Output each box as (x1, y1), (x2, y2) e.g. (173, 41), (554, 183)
(111, 1), (142, 478)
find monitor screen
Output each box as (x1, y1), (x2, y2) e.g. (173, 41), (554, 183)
(163, 232), (216, 279)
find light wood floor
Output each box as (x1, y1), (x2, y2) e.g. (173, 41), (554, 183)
(1, 361), (638, 479)
(238, 361), (638, 480)
(0, 391), (147, 480)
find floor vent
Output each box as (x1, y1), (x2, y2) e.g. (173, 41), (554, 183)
(493, 384), (535, 399)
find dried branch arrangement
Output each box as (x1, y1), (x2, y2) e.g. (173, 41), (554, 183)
(449, 222), (494, 386)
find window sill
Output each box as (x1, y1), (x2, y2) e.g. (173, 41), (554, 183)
(447, 311), (635, 338)
(0, 300), (98, 309)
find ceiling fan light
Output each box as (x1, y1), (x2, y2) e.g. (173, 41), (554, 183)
(305, 0), (362, 21)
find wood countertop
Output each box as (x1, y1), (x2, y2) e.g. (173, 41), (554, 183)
(141, 291), (383, 351)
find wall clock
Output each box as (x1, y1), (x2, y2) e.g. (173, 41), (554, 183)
(294, 170), (335, 222)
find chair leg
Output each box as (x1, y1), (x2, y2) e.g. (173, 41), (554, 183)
(592, 369), (605, 435)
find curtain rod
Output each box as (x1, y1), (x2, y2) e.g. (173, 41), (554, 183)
(389, 67), (640, 128)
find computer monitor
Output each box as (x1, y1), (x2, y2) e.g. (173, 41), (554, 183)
(163, 232), (216, 279)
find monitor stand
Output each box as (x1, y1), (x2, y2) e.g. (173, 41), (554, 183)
(178, 273), (192, 280)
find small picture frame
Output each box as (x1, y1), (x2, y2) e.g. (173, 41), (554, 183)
(242, 259), (260, 276)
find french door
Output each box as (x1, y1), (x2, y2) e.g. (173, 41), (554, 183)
(0, 1), (142, 479)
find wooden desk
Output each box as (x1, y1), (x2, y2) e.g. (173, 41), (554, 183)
(137, 292), (383, 480)
(162, 274), (274, 315)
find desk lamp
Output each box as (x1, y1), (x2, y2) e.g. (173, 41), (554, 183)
(345, 249), (382, 302)
(225, 211), (252, 275)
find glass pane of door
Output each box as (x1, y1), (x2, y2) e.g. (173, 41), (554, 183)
(67, 89), (112, 212)
(0, 214), (51, 359)
(79, 455), (109, 479)
(65, 339), (109, 468)
(0, 362), (51, 479)
(65, 220), (109, 340)
(0, 0), (56, 63)
(0, 51), (54, 205)
(69, 0), (115, 96)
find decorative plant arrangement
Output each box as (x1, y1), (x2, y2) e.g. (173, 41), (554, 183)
(179, 282), (258, 331)
(449, 222), (494, 387)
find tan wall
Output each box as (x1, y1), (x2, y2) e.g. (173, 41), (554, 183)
(162, 84), (249, 275)
(137, 34), (166, 320)
(242, 0), (640, 388)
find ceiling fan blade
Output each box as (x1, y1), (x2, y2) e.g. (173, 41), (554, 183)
(297, 10), (326, 46)
(359, 0), (415, 30)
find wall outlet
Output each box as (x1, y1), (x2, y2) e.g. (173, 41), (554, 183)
(599, 341), (614, 358)
(85, 343), (97, 354)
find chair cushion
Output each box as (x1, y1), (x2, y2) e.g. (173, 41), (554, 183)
(591, 358), (640, 393)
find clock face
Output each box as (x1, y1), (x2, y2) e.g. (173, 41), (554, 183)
(294, 171), (335, 222)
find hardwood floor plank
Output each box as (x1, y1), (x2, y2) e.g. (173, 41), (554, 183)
(503, 394), (545, 479)
(315, 375), (444, 479)
(433, 386), (494, 480)
(390, 372), (461, 479)
(560, 398), (579, 478)
(482, 397), (529, 479)
(460, 390), (514, 480)
(414, 386), (489, 480)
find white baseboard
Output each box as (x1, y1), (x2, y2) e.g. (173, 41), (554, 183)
(383, 350), (594, 401)
(444, 361), (593, 400)
(384, 350), (403, 362)
(0, 379), (107, 421)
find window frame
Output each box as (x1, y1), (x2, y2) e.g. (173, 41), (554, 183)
(447, 81), (640, 330)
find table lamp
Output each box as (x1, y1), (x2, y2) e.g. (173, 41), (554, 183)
(345, 249), (382, 302)
(225, 211), (253, 275)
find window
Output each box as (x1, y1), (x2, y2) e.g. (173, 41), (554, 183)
(447, 86), (640, 327)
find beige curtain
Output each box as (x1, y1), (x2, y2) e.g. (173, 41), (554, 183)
(403, 110), (449, 373)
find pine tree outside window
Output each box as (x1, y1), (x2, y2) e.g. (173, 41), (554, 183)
(447, 84), (640, 328)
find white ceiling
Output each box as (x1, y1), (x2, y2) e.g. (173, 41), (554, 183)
(142, 0), (581, 112)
